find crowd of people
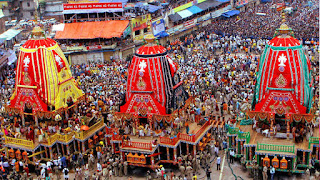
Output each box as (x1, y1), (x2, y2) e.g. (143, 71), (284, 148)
(212, 0), (319, 40)
(0, 0), (318, 179)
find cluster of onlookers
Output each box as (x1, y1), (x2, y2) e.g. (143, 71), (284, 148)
(212, 0), (319, 40)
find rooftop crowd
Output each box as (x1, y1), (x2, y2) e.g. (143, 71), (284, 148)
(0, 0), (318, 179)
(212, 0), (319, 40)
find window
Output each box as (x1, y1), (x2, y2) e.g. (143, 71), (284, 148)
(143, 28), (148, 33)
(30, 12), (33, 16)
(135, 30), (140, 36)
(27, 2), (30, 7)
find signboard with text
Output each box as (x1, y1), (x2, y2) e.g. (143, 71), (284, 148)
(63, 3), (122, 10)
(86, 45), (102, 51)
(68, 0), (99, 3)
(152, 19), (165, 37)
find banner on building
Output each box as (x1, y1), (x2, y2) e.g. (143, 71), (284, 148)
(86, 45), (102, 51)
(63, 3), (122, 10)
(152, 19), (165, 36)
(131, 14), (151, 32)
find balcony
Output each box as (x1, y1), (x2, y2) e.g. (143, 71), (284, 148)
(160, 133), (180, 146)
(4, 120), (105, 149)
(178, 120), (212, 143)
(56, 132), (74, 143)
(256, 143), (295, 154)
(74, 120), (105, 140)
(122, 141), (153, 151)
(4, 136), (35, 149)
(159, 120), (212, 146)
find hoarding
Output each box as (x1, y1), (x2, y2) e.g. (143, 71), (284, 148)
(152, 19), (165, 36)
(63, 3), (122, 10)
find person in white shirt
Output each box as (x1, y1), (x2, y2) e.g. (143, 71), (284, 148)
(62, 167), (69, 180)
(40, 167), (46, 179)
(270, 166), (275, 180)
(216, 156), (221, 170)
(84, 164), (90, 179)
(10, 159), (16, 167)
(19, 161), (23, 172)
(58, 157), (62, 169)
(230, 149), (235, 164)
(47, 161), (53, 170)
(76, 166), (82, 175)
(53, 158), (59, 167)
(109, 169), (113, 179)
(214, 145), (219, 157)
(97, 161), (102, 172)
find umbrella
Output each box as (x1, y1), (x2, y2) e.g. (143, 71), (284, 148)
(80, 125), (90, 131)
(55, 114), (62, 121)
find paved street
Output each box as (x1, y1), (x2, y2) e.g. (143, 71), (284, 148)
(47, 150), (311, 180)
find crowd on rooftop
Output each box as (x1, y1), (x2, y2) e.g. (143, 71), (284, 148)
(0, 0), (318, 179)
(212, 0), (319, 40)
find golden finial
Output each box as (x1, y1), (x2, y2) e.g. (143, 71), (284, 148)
(31, 26), (45, 38)
(278, 11), (290, 35)
(281, 12), (286, 23)
(144, 34), (156, 44)
(274, 5), (294, 37)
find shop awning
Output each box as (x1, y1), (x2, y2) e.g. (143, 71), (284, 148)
(168, 13), (182, 22)
(155, 31), (169, 39)
(148, 5), (163, 13)
(222, 10), (240, 17)
(0, 29), (21, 41)
(173, 2), (193, 13)
(196, 0), (223, 10)
(173, 0), (207, 13)
(55, 20), (129, 39)
(177, 9), (193, 19)
(135, 2), (148, 8)
(216, 0), (230, 2)
(187, 5), (203, 14)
